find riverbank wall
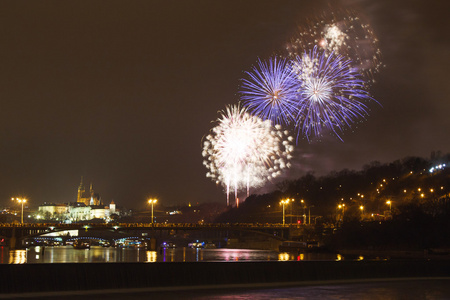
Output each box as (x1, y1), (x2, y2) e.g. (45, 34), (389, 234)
(1, 260), (449, 295)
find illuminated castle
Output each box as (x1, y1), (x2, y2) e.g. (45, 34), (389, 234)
(76, 177), (102, 206)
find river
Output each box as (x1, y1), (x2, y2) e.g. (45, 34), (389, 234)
(2, 245), (340, 264)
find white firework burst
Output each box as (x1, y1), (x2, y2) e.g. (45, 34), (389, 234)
(202, 105), (294, 206)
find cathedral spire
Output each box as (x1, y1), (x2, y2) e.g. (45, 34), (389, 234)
(90, 182), (94, 199)
(77, 176), (85, 203)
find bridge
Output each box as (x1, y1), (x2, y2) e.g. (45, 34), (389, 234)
(0, 223), (301, 249)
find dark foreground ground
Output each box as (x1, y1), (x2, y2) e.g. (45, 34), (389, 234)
(6, 278), (450, 300)
(0, 260), (449, 299)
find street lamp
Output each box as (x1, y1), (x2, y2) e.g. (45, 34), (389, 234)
(338, 203), (345, 223)
(300, 199), (306, 225)
(386, 200), (392, 212)
(280, 199), (290, 226)
(148, 199), (157, 223)
(308, 205), (314, 225)
(12, 198), (27, 224)
(359, 205), (364, 219)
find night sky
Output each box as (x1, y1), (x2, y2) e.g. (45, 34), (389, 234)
(0, 0), (449, 209)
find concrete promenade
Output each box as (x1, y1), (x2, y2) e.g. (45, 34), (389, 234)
(0, 260), (449, 296)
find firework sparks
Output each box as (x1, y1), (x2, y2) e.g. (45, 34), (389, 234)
(286, 9), (383, 83)
(240, 57), (300, 125)
(321, 24), (347, 52)
(202, 105), (294, 206)
(292, 46), (376, 141)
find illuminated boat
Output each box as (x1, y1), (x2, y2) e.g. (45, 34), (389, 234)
(279, 241), (320, 252)
(73, 240), (90, 249)
(160, 242), (176, 249)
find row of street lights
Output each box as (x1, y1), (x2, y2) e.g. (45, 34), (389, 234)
(7, 194), (396, 225)
(10, 196), (158, 224)
(279, 198), (314, 225)
(337, 200), (393, 222)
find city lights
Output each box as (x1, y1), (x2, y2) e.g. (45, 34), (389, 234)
(429, 163), (446, 173)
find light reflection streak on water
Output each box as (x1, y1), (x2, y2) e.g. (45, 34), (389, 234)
(196, 248), (200, 261)
(278, 252), (290, 261)
(1, 246), (5, 264)
(146, 251), (156, 262)
(9, 250), (26, 264)
(2, 247), (341, 264)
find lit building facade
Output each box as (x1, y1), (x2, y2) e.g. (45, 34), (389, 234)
(38, 204), (69, 219)
(36, 178), (119, 223)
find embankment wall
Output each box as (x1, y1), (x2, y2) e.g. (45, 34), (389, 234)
(0, 260), (449, 294)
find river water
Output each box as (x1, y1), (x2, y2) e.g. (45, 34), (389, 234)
(2, 245), (340, 264)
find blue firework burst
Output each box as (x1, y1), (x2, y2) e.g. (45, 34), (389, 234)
(240, 57), (300, 126)
(292, 46), (376, 141)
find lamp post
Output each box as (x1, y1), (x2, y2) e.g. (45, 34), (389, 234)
(308, 205), (314, 225)
(300, 199), (306, 225)
(338, 203), (345, 223)
(359, 205), (364, 220)
(290, 199), (293, 224)
(12, 198), (27, 224)
(148, 199), (157, 223)
(280, 199), (290, 225)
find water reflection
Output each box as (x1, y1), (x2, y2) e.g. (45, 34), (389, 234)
(278, 252), (306, 261)
(2, 246), (341, 264)
(146, 251), (157, 262)
(9, 249), (26, 264)
(278, 252), (290, 261)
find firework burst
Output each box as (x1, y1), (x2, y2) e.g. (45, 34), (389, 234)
(202, 105), (294, 206)
(240, 57), (300, 125)
(292, 46), (376, 141)
(286, 9), (383, 83)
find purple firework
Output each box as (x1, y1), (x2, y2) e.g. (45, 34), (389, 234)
(240, 57), (300, 126)
(292, 46), (377, 141)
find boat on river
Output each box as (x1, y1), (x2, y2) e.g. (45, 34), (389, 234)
(279, 241), (320, 252)
(73, 240), (90, 249)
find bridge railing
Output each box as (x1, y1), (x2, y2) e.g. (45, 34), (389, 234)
(0, 222), (296, 229)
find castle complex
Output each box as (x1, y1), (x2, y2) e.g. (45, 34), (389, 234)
(38, 177), (117, 223)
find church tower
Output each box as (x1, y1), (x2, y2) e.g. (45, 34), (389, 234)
(76, 177), (101, 206)
(77, 177), (85, 204)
